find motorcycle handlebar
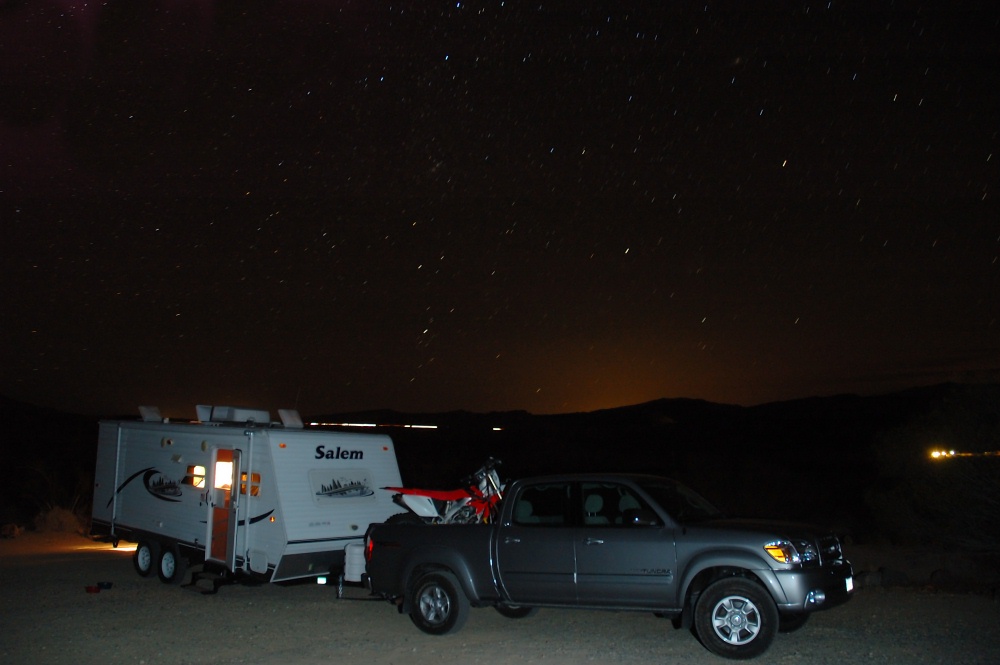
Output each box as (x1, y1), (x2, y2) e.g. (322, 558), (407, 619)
(465, 457), (502, 484)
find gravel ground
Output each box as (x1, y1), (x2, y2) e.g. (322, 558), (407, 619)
(1, 532), (998, 664)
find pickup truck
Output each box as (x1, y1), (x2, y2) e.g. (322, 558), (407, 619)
(364, 473), (854, 659)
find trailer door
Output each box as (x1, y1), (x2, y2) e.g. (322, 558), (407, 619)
(206, 448), (242, 571)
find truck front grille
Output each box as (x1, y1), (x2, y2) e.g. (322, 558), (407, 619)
(817, 535), (843, 565)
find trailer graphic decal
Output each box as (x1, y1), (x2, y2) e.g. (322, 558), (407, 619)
(198, 510), (276, 528)
(107, 466), (182, 507)
(105, 467), (185, 506)
(316, 479), (373, 497)
(309, 469), (375, 502)
(146, 472), (182, 498)
(246, 510), (274, 526)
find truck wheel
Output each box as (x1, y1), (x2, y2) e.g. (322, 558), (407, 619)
(157, 544), (189, 585)
(495, 605), (538, 619)
(778, 611), (811, 633)
(693, 578), (777, 659)
(409, 571), (470, 635)
(133, 540), (160, 578)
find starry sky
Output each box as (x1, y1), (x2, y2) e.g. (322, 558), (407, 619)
(2, 1), (998, 418)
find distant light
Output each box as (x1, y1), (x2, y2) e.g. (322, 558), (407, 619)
(929, 449), (999, 460)
(316, 576), (327, 585)
(309, 422), (438, 429)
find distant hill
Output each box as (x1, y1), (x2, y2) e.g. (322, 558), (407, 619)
(3, 383), (998, 542)
(314, 383), (1000, 538)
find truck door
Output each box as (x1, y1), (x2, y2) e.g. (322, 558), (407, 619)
(495, 481), (576, 605)
(574, 481), (678, 607)
(205, 448), (242, 571)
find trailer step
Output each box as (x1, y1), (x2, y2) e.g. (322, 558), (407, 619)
(182, 569), (232, 595)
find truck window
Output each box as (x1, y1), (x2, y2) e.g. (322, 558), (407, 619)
(514, 483), (571, 526)
(581, 482), (652, 526)
(637, 478), (724, 524)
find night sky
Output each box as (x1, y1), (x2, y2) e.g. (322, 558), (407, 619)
(2, 1), (998, 418)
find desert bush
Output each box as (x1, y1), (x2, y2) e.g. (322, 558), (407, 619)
(33, 506), (85, 534)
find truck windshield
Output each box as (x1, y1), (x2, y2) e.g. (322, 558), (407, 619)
(638, 479), (725, 524)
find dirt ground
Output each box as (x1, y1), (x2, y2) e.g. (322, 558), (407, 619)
(1, 531), (999, 665)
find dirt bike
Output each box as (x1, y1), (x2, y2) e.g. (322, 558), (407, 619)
(383, 457), (503, 524)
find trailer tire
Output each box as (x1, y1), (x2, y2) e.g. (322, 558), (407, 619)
(409, 571), (469, 635)
(133, 540), (160, 578)
(157, 544), (189, 585)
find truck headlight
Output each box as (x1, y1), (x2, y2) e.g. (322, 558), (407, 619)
(794, 539), (818, 563)
(765, 539), (819, 565)
(764, 540), (801, 564)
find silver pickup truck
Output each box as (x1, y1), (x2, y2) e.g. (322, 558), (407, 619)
(364, 473), (854, 659)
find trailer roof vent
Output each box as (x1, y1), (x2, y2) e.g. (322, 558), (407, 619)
(196, 404), (271, 425)
(139, 406), (163, 422)
(278, 409), (304, 429)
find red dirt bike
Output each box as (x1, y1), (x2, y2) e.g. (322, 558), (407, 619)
(383, 458), (503, 524)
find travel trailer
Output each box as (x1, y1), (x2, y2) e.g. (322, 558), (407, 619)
(91, 405), (403, 587)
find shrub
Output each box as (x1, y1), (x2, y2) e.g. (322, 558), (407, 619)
(34, 506), (85, 534)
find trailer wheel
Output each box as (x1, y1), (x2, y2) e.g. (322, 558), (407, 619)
(409, 571), (470, 635)
(157, 544), (189, 585)
(133, 540), (160, 578)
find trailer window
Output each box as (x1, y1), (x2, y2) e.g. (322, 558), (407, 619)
(184, 465), (206, 489)
(240, 472), (261, 497)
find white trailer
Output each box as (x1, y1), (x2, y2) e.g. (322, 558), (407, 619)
(91, 405), (403, 587)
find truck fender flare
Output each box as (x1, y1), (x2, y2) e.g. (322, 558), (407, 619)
(678, 549), (786, 608)
(399, 546), (485, 611)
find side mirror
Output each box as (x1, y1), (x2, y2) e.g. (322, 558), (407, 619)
(622, 508), (660, 526)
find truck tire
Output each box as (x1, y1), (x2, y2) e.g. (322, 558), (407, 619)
(133, 540), (160, 578)
(495, 605), (538, 619)
(409, 571), (470, 635)
(157, 543), (189, 585)
(693, 578), (778, 660)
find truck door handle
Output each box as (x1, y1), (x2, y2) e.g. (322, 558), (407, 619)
(584, 538), (604, 545)
(504, 537), (521, 544)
